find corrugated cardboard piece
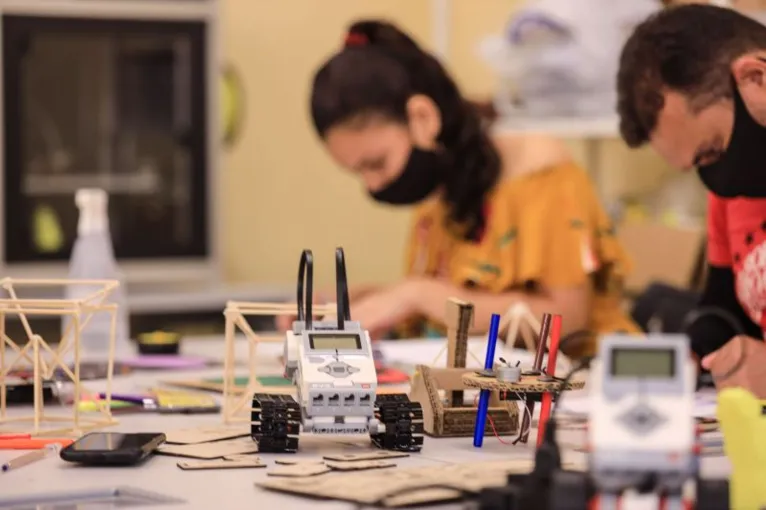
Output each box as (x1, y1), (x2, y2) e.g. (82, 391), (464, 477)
(158, 437), (258, 459)
(258, 459), (584, 507)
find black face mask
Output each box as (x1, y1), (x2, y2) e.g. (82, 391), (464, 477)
(369, 147), (445, 205)
(697, 76), (766, 198)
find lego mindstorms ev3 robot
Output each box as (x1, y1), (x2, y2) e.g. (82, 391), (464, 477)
(250, 247), (425, 453)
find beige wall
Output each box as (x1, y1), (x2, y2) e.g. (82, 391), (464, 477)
(220, 0), (677, 288)
(221, 0), (430, 288)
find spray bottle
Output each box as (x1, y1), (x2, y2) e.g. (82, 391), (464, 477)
(62, 188), (131, 362)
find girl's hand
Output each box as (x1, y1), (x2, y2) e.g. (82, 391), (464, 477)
(351, 280), (422, 340)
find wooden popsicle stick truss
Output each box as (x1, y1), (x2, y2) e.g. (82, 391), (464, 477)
(221, 300), (337, 424)
(0, 277), (119, 436)
(499, 302), (543, 353)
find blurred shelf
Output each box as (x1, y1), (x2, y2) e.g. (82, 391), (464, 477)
(492, 114), (620, 138)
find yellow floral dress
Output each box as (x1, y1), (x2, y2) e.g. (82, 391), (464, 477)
(396, 161), (640, 358)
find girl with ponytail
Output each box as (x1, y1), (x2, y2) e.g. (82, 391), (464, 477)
(307, 20), (639, 359)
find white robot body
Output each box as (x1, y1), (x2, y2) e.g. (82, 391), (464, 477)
(589, 335), (698, 494)
(251, 247), (423, 454)
(285, 319), (381, 435)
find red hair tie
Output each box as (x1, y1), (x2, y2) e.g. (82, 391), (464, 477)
(344, 32), (368, 47)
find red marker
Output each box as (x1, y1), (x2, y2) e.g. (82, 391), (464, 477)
(0, 438), (73, 450)
(537, 314), (562, 448)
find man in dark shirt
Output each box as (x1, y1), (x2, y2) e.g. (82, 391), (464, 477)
(616, 4), (766, 370)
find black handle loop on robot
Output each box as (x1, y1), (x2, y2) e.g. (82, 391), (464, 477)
(335, 247), (351, 330)
(297, 249), (314, 330)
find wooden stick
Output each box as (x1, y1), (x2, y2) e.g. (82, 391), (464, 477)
(517, 313), (552, 444)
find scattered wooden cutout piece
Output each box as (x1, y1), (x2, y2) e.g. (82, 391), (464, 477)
(274, 458), (326, 465)
(267, 463), (332, 477)
(177, 459), (266, 470)
(322, 451), (409, 462)
(223, 454), (261, 461)
(325, 459), (396, 471)
(158, 437), (258, 459)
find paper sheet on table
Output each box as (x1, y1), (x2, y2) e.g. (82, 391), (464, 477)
(556, 391), (719, 419)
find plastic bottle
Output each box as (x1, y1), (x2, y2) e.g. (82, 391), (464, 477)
(62, 188), (131, 362)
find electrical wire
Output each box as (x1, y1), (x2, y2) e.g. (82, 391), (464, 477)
(472, 390), (534, 445)
(335, 247), (351, 330)
(297, 249), (314, 329)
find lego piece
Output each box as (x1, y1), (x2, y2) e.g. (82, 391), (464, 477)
(250, 248), (424, 454)
(717, 387), (766, 510)
(325, 459), (396, 471)
(177, 458), (266, 470)
(267, 463), (332, 477)
(322, 451), (409, 462)
(587, 335), (697, 506)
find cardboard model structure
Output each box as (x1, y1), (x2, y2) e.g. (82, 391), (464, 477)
(408, 298), (519, 437)
(0, 278), (118, 436)
(709, 335), (766, 399)
(258, 458), (585, 507)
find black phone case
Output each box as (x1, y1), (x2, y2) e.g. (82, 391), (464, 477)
(59, 433), (166, 466)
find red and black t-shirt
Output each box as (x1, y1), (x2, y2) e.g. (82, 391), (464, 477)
(707, 192), (766, 335)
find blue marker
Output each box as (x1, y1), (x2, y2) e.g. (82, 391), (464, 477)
(473, 313), (501, 448)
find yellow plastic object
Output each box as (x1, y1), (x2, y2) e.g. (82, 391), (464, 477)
(717, 387), (766, 510)
(138, 331), (180, 345)
(32, 204), (63, 253)
(221, 64), (244, 148)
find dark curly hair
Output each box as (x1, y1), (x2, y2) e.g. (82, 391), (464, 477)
(617, 4), (766, 148)
(310, 20), (501, 241)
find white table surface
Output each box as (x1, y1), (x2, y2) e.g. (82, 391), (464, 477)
(0, 336), (731, 510)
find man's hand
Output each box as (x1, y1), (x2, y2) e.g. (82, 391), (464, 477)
(702, 335), (766, 399)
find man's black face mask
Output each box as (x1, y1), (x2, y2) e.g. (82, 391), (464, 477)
(697, 65), (766, 198)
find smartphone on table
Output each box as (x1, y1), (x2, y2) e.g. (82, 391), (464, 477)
(59, 432), (165, 466)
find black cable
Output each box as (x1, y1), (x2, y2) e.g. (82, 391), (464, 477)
(297, 249), (314, 329)
(682, 306), (747, 383)
(335, 247), (351, 330)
